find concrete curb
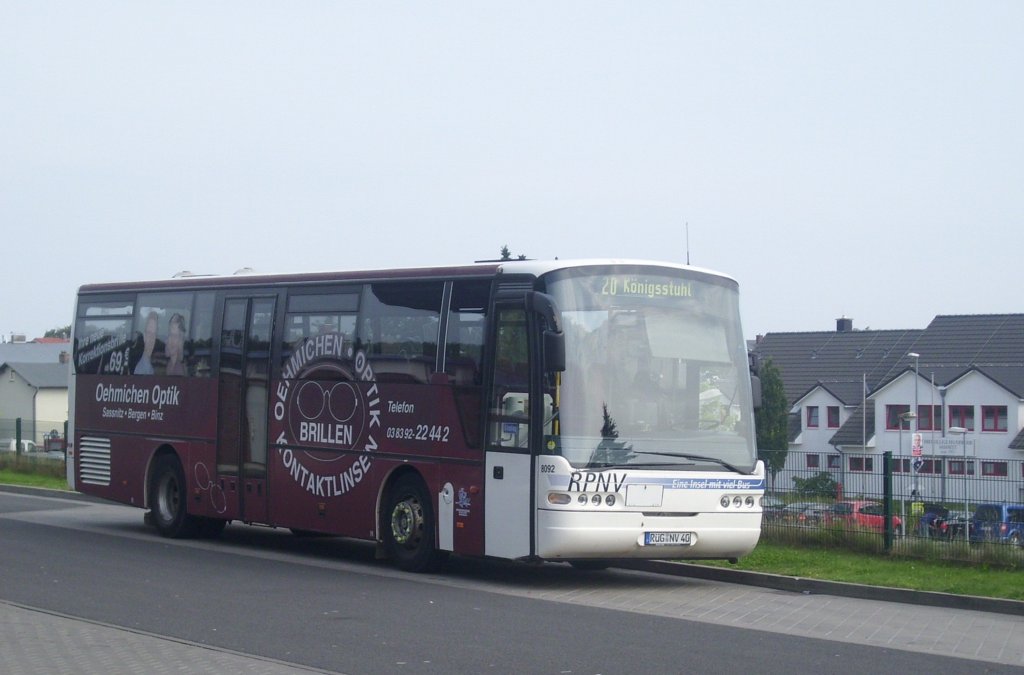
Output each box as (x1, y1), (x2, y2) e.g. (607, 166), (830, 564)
(619, 560), (1024, 617)
(0, 483), (103, 503)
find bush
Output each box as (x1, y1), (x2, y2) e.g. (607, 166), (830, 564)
(792, 471), (840, 498)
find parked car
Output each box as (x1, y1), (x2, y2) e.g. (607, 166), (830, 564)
(761, 496), (785, 522)
(941, 510), (972, 540)
(970, 503), (1024, 546)
(1, 439), (38, 453)
(781, 501), (828, 526)
(0, 438), (64, 461)
(829, 500), (902, 532)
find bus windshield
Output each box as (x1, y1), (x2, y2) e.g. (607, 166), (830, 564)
(545, 267), (757, 473)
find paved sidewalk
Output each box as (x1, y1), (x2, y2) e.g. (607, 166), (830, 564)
(0, 600), (329, 675)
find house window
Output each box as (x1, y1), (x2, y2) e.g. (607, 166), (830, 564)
(849, 456), (874, 472)
(886, 404), (911, 430)
(949, 460), (975, 476)
(892, 458), (910, 473)
(806, 454), (820, 469)
(919, 459), (942, 475)
(827, 406), (840, 428)
(827, 454), (841, 469)
(917, 405), (942, 432)
(948, 405), (974, 431)
(981, 406), (1008, 432)
(982, 461), (1008, 477)
(806, 406), (819, 428)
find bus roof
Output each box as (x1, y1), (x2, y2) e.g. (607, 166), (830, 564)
(76, 259), (737, 295)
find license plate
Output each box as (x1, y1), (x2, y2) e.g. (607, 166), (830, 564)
(644, 531), (693, 546)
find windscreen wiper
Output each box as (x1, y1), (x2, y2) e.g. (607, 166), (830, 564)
(631, 451), (743, 474)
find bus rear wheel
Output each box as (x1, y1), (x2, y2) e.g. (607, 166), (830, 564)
(384, 475), (443, 573)
(150, 455), (200, 538)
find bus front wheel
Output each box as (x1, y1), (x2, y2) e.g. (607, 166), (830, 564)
(384, 475), (444, 573)
(150, 455), (200, 539)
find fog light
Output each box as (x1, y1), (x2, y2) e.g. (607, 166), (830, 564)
(721, 496), (730, 508)
(578, 494), (588, 505)
(592, 494), (602, 505)
(745, 496), (755, 507)
(605, 494), (616, 507)
(733, 496), (742, 507)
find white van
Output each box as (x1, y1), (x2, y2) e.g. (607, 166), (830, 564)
(2, 439), (38, 453)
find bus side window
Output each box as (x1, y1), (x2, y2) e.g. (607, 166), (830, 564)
(133, 291), (198, 377)
(362, 282), (443, 383)
(190, 292), (215, 377)
(281, 290), (360, 380)
(446, 280), (490, 447)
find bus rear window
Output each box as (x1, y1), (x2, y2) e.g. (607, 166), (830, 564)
(74, 299), (134, 375)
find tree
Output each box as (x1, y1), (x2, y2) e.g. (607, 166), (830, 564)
(754, 357), (789, 491)
(499, 245), (528, 261)
(44, 325), (71, 339)
(590, 404), (634, 466)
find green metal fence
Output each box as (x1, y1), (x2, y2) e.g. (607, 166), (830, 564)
(761, 449), (1024, 564)
(0, 417), (67, 457)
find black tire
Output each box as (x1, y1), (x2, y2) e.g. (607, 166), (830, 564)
(149, 455), (200, 538)
(383, 475), (443, 573)
(199, 518), (228, 539)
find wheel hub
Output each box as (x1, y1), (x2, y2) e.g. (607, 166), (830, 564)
(157, 474), (180, 523)
(391, 497), (423, 547)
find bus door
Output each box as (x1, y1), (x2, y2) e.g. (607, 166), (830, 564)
(484, 302), (535, 559)
(216, 296), (277, 524)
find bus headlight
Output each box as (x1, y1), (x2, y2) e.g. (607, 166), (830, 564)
(605, 494), (616, 507)
(721, 496), (730, 508)
(548, 493), (572, 505)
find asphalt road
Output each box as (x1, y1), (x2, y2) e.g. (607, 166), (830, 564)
(1, 489), (1021, 674)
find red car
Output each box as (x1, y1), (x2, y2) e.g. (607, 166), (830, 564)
(830, 500), (902, 532)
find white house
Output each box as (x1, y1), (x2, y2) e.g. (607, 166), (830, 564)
(753, 315), (1024, 504)
(0, 340), (71, 444)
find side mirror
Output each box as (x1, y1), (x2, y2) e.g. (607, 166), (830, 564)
(544, 330), (566, 373)
(527, 291), (565, 373)
(750, 374), (762, 409)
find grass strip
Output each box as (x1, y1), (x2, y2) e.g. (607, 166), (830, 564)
(702, 542), (1024, 601)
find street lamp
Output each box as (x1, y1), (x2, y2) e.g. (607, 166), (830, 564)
(907, 352), (920, 433)
(949, 426), (969, 544)
(907, 353), (921, 501)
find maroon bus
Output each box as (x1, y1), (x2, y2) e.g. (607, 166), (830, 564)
(69, 260), (764, 571)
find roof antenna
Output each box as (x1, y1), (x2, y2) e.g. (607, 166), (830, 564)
(686, 222), (691, 265)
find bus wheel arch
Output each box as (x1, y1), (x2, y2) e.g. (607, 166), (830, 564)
(381, 470), (445, 572)
(148, 449), (201, 539)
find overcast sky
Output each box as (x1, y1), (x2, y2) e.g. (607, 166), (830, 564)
(2, 2), (1021, 341)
